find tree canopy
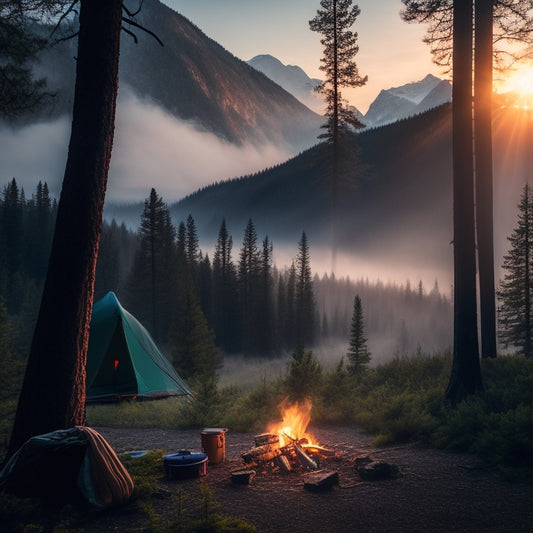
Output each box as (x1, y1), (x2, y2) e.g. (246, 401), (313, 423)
(309, 0), (367, 146)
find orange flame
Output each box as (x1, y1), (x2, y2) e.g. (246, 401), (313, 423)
(267, 398), (317, 447)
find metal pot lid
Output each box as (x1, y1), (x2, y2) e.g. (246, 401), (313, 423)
(164, 451), (207, 465)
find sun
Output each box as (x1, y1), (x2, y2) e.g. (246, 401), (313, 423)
(497, 64), (533, 110)
(501, 65), (533, 96)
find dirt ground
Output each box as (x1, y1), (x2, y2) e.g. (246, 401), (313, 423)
(89, 426), (533, 533)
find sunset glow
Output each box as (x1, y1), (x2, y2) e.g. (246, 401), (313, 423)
(501, 65), (533, 96)
(498, 64), (533, 110)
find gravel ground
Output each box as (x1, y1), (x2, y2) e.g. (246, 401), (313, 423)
(92, 426), (533, 533)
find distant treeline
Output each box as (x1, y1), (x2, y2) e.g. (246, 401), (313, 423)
(0, 180), (452, 367)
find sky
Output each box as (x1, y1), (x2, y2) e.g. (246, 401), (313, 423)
(163, 0), (442, 114)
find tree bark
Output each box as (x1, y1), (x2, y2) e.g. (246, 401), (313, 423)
(8, 0), (123, 456)
(446, 0), (483, 405)
(474, 0), (497, 358)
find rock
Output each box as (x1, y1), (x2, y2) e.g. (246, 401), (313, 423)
(357, 460), (400, 481)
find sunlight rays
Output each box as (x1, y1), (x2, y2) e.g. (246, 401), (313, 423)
(497, 63), (533, 111)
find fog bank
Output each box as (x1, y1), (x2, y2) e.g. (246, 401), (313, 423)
(0, 87), (293, 203)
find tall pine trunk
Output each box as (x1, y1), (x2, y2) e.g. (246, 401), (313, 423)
(8, 0), (122, 456)
(446, 0), (483, 405)
(474, 0), (497, 358)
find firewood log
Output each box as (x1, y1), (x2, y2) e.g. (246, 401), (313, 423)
(275, 455), (292, 473)
(294, 442), (318, 470)
(242, 443), (281, 463)
(302, 444), (338, 458)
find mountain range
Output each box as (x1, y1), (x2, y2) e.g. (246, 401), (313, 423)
(23, 0), (451, 159)
(245, 56), (451, 129)
(363, 74), (452, 127)
(29, 0), (322, 152)
(5, 0), (530, 286)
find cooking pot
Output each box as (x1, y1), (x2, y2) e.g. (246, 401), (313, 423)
(163, 450), (208, 479)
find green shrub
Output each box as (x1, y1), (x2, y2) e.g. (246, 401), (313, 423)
(473, 404), (533, 472)
(220, 380), (283, 433)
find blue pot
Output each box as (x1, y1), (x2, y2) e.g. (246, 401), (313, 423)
(164, 450), (208, 479)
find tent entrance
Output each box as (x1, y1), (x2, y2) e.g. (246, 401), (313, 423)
(90, 320), (138, 399)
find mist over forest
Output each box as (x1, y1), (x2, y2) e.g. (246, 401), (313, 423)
(0, 0), (531, 376)
(3, 4), (533, 528)
(1, 0), (531, 298)
(0, 182), (452, 379)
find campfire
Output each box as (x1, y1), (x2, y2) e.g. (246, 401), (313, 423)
(231, 399), (400, 489)
(238, 399), (337, 479)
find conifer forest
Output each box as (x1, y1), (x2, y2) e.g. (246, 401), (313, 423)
(1, 179), (452, 376)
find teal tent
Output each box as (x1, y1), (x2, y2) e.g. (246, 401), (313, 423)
(86, 292), (191, 402)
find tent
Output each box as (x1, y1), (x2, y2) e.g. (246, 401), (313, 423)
(86, 291), (191, 402)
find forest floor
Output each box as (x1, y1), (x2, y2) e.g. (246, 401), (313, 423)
(81, 425), (533, 533)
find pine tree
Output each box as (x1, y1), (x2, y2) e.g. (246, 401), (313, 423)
(402, 0), (533, 361)
(184, 214), (202, 302)
(170, 283), (223, 381)
(94, 219), (122, 300)
(285, 262), (297, 349)
(446, 0), (483, 404)
(346, 294), (371, 376)
(212, 218), (241, 353)
(498, 183), (533, 358)
(238, 219), (261, 355)
(257, 236), (275, 354)
(294, 232), (317, 348)
(310, 0), (367, 273)
(197, 253), (213, 326)
(1, 179), (23, 278)
(276, 273), (287, 350)
(185, 214), (200, 267)
(125, 188), (176, 342)
(21, 181), (54, 284)
(0, 1), (52, 118)
(176, 220), (187, 261)
(309, 0), (367, 146)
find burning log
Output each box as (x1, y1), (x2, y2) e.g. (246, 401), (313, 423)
(274, 455), (292, 473)
(237, 400), (338, 481)
(254, 433), (279, 447)
(241, 443), (281, 464)
(293, 442), (318, 470)
(302, 444), (338, 458)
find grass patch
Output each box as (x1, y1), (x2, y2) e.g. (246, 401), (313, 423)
(87, 396), (190, 429)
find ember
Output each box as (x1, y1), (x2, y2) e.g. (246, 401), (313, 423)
(240, 399), (337, 474)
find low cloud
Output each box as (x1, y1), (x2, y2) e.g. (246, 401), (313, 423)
(0, 118), (70, 198)
(0, 87), (293, 203)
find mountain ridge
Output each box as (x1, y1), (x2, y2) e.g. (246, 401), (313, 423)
(28, 0), (323, 151)
(246, 54), (324, 113)
(245, 56), (452, 129)
(166, 103), (532, 284)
